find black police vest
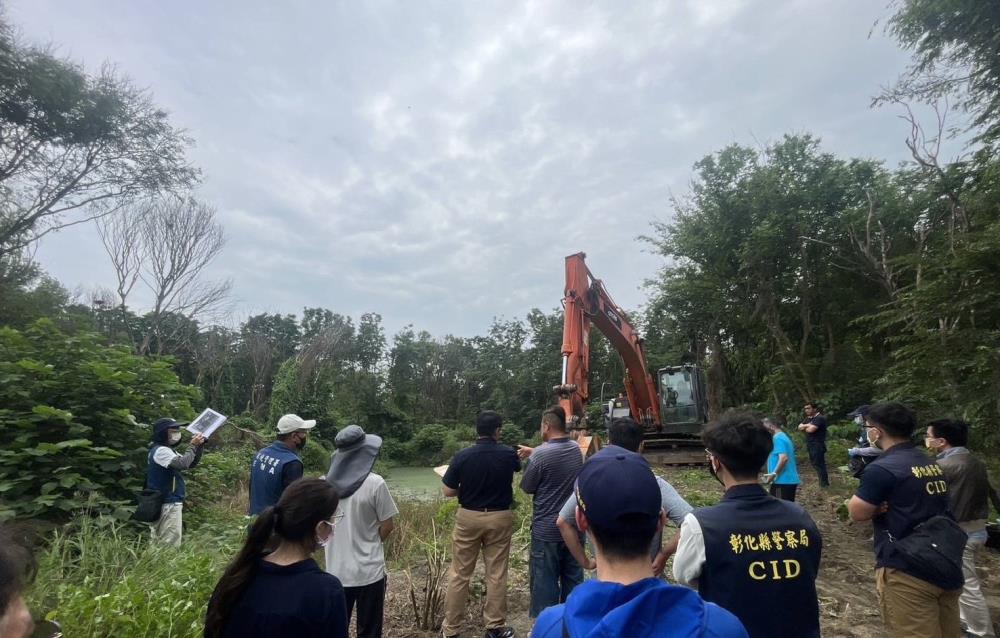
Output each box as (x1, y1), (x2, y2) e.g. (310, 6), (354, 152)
(866, 443), (951, 575)
(693, 484), (822, 638)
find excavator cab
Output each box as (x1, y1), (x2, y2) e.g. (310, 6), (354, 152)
(657, 365), (709, 435)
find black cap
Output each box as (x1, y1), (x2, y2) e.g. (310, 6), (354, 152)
(152, 417), (186, 444)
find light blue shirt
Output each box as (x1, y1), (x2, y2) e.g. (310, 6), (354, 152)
(768, 431), (800, 485)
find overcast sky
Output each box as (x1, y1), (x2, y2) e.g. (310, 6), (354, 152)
(11, 1), (922, 338)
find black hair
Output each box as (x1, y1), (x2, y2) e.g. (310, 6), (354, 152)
(927, 418), (969, 447)
(476, 410), (503, 436)
(702, 412), (773, 479)
(0, 524), (36, 616)
(204, 479), (339, 637)
(607, 417), (643, 453)
(866, 402), (917, 439)
(541, 405), (566, 432)
(804, 401), (822, 412)
(587, 514), (657, 561)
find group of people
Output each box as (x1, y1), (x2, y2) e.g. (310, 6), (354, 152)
(5, 399), (992, 638)
(444, 409), (819, 638)
(138, 413), (398, 638)
(433, 402), (998, 638)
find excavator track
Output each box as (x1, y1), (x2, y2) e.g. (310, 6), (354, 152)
(641, 433), (707, 466)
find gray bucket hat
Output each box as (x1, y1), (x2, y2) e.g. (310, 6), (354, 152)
(325, 425), (383, 499)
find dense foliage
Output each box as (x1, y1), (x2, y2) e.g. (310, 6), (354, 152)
(2, 0), (1000, 530)
(644, 134), (1000, 442)
(0, 321), (197, 520)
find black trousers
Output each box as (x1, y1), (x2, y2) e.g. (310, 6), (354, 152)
(344, 576), (387, 638)
(806, 440), (829, 487)
(769, 483), (798, 502)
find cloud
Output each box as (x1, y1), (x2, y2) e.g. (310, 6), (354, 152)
(12, 0), (915, 337)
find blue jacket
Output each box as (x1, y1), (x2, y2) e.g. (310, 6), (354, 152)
(531, 577), (747, 638)
(249, 441), (302, 515)
(147, 445), (186, 504)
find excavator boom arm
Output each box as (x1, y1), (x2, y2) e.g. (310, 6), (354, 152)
(558, 252), (661, 429)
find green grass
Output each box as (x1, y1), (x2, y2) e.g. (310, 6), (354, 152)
(27, 515), (245, 637)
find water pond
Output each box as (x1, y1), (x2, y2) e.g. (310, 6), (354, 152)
(384, 466), (443, 502)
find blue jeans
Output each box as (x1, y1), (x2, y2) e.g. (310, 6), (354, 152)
(529, 538), (583, 618)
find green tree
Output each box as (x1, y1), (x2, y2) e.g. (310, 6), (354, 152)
(0, 21), (197, 255)
(645, 136), (888, 412)
(0, 320), (198, 520)
(884, 0), (1000, 143)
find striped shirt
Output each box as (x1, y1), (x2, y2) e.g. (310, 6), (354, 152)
(521, 437), (583, 542)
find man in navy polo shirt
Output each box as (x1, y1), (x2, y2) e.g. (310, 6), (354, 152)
(532, 448), (746, 638)
(848, 402), (961, 638)
(248, 414), (315, 515)
(441, 411), (521, 638)
(674, 412), (822, 638)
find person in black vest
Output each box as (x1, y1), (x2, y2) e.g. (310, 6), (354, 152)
(797, 402), (829, 488)
(248, 414), (316, 516)
(147, 417), (205, 546)
(847, 402), (961, 638)
(674, 412), (822, 638)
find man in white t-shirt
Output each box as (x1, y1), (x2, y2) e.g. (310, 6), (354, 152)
(325, 425), (398, 638)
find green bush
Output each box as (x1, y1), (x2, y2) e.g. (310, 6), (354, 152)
(0, 321), (198, 520)
(184, 446), (256, 527)
(28, 516), (243, 637)
(300, 437), (333, 476)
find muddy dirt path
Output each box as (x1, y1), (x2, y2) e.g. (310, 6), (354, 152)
(381, 466), (1000, 638)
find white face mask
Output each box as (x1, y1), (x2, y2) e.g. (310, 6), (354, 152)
(168, 432), (182, 445)
(316, 520), (334, 549)
(866, 427), (880, 449)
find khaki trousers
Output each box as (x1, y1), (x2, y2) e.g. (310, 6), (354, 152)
(151, 502), (183, 547)
(442, 508), (514, 635)
(876, 567), (961, 638)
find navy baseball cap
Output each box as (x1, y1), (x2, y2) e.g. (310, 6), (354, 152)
(152, 417), (187, 443)
(848, 405), (871, 418)
(575, 448), (661, 534)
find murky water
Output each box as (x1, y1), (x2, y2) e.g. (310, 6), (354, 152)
(384, 466), (443, 501)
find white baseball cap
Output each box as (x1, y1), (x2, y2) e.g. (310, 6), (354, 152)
(276, 413), (317, 434)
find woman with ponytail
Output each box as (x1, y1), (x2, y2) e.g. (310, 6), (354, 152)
(204, 478), (348, 638)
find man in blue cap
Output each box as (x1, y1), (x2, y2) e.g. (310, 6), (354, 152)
(531, 447), (747, 638)
(147, 417), (205, 546)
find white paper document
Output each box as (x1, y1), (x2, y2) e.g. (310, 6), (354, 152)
(186, 408), (228, 438)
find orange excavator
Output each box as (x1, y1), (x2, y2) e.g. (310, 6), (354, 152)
(554, 252), (709, 465)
